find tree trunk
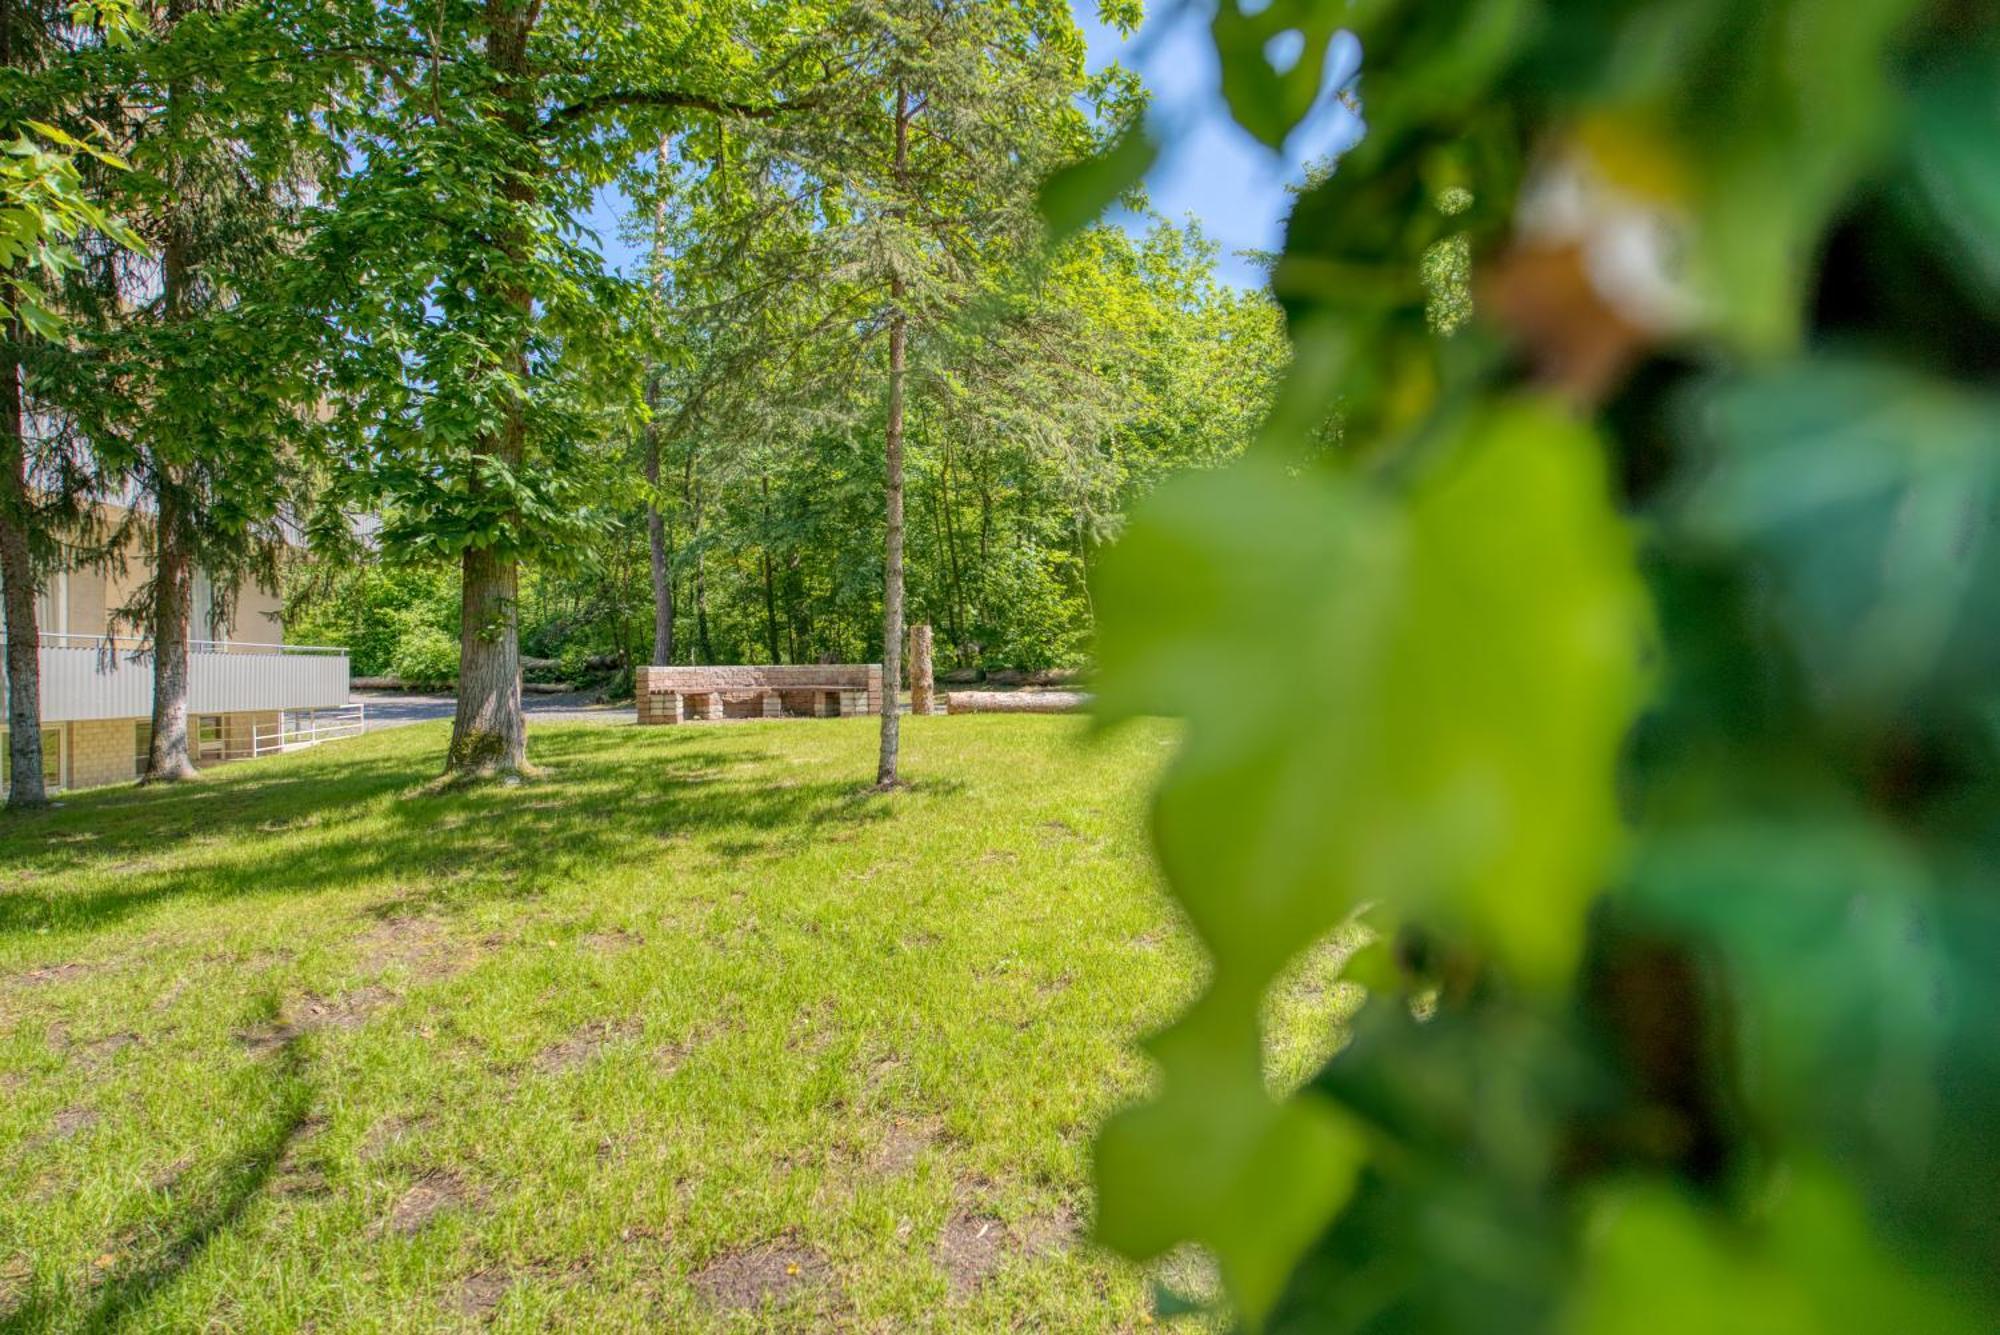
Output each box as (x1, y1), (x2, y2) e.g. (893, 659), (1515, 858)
(760, 475), (780, 663)
(644, 413), (673, 665)
(877, 84), (912, 788)
(644, 133), (674, 667)
(145, 220), (199, 785)
(692, 483), (712, 664)
(0, 335), (47, 807)
(909, 623), (935, 716)
(445, 0), (533, 777)
(694, 553), (712, 663)
(946, 690), (1089, 715)
(144, 481), (199, 782)
(448, 541), (525, 773)
(938, 432), (969, 657)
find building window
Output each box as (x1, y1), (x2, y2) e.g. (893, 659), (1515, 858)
(196, 715), (225, 763)
(0, 727), (63, 793)
(134, 720), (152, 777)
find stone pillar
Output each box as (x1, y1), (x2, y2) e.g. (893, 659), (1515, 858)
(908, 623), (936, 716)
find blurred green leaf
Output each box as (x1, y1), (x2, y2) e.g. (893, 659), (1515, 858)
(1211, 0), (1351, 150)
(1629, 814), (1946, 1173)
(1092, 398), (1647, 1323)
(1567, 1171), (1981, 1334)
(1902, 42), (2000, 310)
(1674, 359), (2000, 715)
(1037, 122), (1156, 241)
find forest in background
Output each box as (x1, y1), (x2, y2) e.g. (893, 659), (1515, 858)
(285, 217), (1285, 691)
(5, 0), (1287, 786)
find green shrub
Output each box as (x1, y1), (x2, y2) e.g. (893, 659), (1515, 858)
(390, 624), (459, 689)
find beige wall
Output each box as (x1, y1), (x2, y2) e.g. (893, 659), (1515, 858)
(49, 709), (290, 793)
(56, 508), (285, 645)
(231, 581), (284, 646)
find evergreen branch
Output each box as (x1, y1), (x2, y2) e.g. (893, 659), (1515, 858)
(540, 90), (822, 136)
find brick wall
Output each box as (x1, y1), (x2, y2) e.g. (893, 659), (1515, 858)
(69, 718), (140, 789)
(636, 665), (883, 724)
(54, 708), (288, 793)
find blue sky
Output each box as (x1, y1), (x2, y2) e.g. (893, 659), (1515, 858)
(583, 3), (1364, 290)
(1073, 2), (1365, 285)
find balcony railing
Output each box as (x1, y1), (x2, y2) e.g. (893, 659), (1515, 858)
(24, 632), (348, 655)
(1, 634), (351, 723)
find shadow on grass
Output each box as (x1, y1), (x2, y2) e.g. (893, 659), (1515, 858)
(0, 723), (898, 942)
(0, 1045), (315, 1333)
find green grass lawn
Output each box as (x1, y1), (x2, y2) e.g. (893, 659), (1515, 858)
(0, 714), (1357, 1332)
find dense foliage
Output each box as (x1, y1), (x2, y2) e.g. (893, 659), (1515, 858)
(287, 211), (1280, 686)
(7, 0), (1283, 788)
(1082, 0), (2000, 1330)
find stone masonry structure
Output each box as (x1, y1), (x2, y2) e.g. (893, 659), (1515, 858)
(636, 665), (883, 725)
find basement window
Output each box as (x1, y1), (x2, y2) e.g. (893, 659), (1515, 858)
(0, 727), (63, 793)
(196, 715), (225, 764)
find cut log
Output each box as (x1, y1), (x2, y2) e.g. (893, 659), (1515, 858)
(945, 691), (1091, 715)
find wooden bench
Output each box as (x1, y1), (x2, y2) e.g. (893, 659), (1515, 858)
(635, 665), (883, 726)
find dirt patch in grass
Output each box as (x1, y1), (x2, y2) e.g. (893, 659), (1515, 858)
(932, 1205), (1082, 1296)
(236, 984), (400, 1055)
(150, 1156), (194, 1194)
(76, 1031), (140, 1070)
(49, 1106), (98, 1140)
(653, 1015), (736, 1076)
(382, 1170), (484, 1236)
(535, 1018), (641, 1074)
(937, 1214), (1008, 1296)
(296, 986), (397, 1030)
(580, 928), (643, 955)
(361, 1113), (426, 1162)
(786, 998), (841, 1054)
(868, 1120), (935, 1177)
(0, 1252), (30, 1320)
(272, 1117), (332, 1198)
(235, 1020), (303, 1057)
(692, 1241), (829, 1313)
(356, 915), (486, 983)
(11, 961), (98, 988)
(457, 1269), (514, 1319)
(1016, 1204), (1083, 1256)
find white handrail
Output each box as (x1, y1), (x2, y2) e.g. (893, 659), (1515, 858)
(0, 632), (349, 656)
(236, 703), (368, 759)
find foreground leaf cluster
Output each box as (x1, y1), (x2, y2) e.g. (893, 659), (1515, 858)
(1085, 1), (2000, 1329)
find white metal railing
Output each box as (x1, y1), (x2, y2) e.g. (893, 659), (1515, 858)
(3, 637), (351, 723)
(237, 703), (367, 759)
(4, 632), (348, 656)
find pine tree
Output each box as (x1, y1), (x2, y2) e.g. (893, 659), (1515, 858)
(779, 0), (1094, 786)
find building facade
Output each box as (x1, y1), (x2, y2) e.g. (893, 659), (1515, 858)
(1, 532), (352, 794)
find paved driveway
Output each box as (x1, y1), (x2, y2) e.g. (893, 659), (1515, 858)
(356, 691), (636, 732)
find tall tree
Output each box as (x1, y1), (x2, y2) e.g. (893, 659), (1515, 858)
(42, 0), (341, 783)
(0, 0), (143, 808)
(797, 0), (1096, 786)
(314, 0), (825, 777)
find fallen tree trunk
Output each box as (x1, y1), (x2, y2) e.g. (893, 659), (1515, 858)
(353, 675), (576, 694)
(945, 691), (1091, 715)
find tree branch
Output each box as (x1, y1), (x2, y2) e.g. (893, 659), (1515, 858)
(540, 89), (820, 136)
